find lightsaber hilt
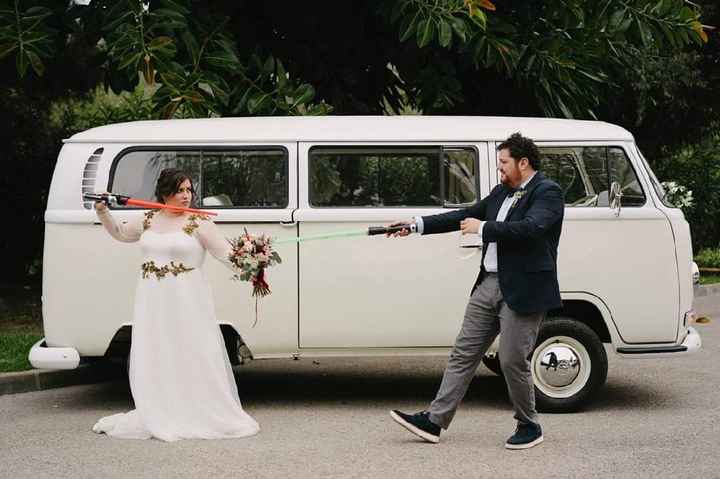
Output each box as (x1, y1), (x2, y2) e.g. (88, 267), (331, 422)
(367, 223), (417, 236)
(83, 193), (130, 207)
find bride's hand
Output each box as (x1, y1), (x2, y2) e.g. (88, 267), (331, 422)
(94, 192), (109, 212)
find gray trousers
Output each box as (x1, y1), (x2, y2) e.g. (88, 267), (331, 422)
(428, 273), (544, 429)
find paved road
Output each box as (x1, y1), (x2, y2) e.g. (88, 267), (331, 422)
(1, 299), (718, 479)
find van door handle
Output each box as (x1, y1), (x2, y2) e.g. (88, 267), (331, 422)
(280, 221), (297, 227)
(459, 235), (482, 249)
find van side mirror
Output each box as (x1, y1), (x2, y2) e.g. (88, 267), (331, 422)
(609, 181), (623, 217)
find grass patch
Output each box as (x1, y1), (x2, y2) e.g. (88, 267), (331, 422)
(700, 274), (720, 285)
(1, 286), (43, 372)
(0, 330), (42, 373)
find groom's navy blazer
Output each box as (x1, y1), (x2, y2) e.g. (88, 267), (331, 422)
(422, 172), (564, 314)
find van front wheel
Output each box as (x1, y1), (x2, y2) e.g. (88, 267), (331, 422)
(532, 318), (608, 412)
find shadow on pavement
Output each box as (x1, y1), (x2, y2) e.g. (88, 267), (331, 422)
(55, 360), (675, 416)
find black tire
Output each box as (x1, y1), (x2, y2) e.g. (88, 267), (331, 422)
(533, 318), (608, 413)
(221, 326), (240, 366)
(482, 355), (504, 376)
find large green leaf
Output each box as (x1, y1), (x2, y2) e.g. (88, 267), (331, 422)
(417, 18), (434, 48)
(16, 49), (27, 77)
(205, 49), (241, 69)
(182, 31), (199, 65)
(608, 8), (627, 32)
(399, 12), (419, 42)
(158, 0), (191, 16)
(635, 18), (652, 48)
(275, 60), (287, 90)
(450, 17), (467, 43)
(439, 18), (452, 48)
(293, 83), (315, 105)
(102, 11), (132, 33)
(248, 93), (271, 114)
(118, 52), (142, 70)
(232, 88), (253, 114)
(0, 41), (17, 58)
(152, 9), (188, 23)
(148, 36), (174, 51)
(25, 49), (43, 76)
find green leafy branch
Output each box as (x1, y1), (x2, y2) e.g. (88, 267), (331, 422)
(0, 0), (55, 77)
(392, 0), (496, 49)
(230, 55), (333, 116)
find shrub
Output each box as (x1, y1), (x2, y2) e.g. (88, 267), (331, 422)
(654, 129), (720, 251)
(695, 248), (720, 269)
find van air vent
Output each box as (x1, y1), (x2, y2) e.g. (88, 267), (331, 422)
(82, 148), (104, 209)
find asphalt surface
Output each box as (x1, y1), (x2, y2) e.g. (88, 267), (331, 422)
(1, 298), (718, 479)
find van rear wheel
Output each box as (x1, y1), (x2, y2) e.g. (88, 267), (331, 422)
(532, 318), (608, 412)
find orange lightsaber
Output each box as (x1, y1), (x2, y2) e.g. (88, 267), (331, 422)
(83, 193), (218, 216)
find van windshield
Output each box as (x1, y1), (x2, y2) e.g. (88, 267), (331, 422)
(635, 146), (671, 207)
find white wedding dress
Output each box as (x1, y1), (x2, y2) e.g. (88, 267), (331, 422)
(92, 209), (259, 441)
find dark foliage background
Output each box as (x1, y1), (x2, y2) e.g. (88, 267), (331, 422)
(0, 0), (718, 291)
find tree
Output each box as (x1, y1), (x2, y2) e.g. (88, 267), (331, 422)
(0, 0), (716, 285)
(600, 2), (720, 159)
(0, 0), (711, 119)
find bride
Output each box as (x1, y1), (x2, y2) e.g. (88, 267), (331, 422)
(92, 168), (259, 441)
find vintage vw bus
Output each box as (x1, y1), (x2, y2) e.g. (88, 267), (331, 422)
(31, 116), (701, 411)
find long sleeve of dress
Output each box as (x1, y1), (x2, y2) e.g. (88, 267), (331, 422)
(195, 219), (237, 272)
(96, 208), (144, 242)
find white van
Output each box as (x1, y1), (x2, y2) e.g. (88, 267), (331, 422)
(31, 116), (701, 411)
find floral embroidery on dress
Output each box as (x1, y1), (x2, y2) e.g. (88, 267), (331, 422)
(183, 214), (210, 235)
(141, 260), (195, 279)
(143, 210), (158, 231)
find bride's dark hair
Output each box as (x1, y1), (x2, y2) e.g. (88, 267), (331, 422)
(155, 168), (195, 204)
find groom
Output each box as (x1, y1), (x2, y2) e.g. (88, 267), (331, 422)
(388, 132), (564, 449)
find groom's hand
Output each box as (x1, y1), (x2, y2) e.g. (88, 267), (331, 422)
(460, 218), (481, 235)
(387, 220), (413, 237)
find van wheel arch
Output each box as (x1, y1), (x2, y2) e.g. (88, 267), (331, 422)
(220, 324), (253, 365)
(104, 324), (252, 368)
(548, 300), (611, 343)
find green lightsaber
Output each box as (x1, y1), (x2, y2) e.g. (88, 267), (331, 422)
(273, 224), (416, 245)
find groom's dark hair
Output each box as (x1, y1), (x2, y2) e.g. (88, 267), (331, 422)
(497, 132), (541, 171)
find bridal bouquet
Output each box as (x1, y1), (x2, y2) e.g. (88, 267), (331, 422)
(228, 229), (282, 298)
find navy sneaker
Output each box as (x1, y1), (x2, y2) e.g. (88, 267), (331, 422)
(505, 422), (544, 450)
(390, 410), (441, 443)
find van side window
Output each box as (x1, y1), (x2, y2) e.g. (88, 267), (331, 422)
(109, 148), (288, 208)
(539, 146), (646, 207)
(309, 146), (477, 207)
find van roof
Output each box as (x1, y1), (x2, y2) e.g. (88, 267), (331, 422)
(66, 116), (634, 143)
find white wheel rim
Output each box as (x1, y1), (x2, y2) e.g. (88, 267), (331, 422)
(532, 335), (591, 399)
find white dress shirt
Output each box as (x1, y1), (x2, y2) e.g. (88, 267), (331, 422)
(413, 173), (536, 273)
(482, 173), (536, 272)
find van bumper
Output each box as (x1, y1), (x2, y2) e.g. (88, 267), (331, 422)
(616, 327), (701, 357)
(28, 339), (80, 370)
